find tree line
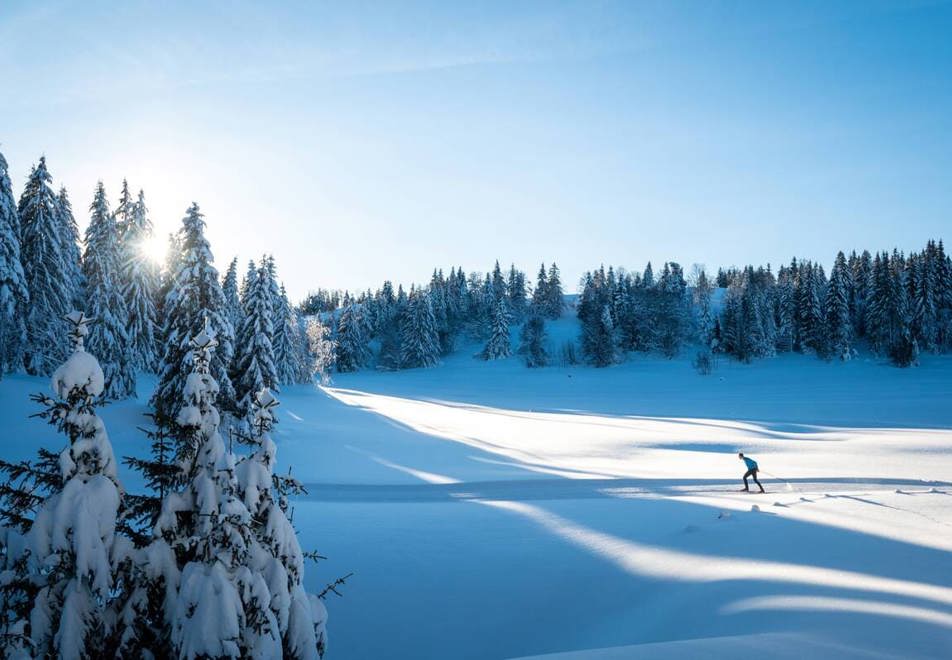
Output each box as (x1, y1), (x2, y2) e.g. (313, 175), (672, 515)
(576, 243), (952, 370)
(321, 241), (950, 374)
(324, 261), (564, 372)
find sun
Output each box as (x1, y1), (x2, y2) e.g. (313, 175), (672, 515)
(140, 234), (167, 265)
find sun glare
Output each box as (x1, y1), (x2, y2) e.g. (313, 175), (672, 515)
(140, 235), (167, 265)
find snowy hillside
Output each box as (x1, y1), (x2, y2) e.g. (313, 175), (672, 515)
(3, 311), (952, 659)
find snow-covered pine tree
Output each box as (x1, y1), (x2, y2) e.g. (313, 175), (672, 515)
(930, 240), (952, 349)
(234, 259), (278, 415)
(491, 260), (508, 304)
(623, 273), (652, 352)
(0, 149), (28, 375)
(399, 289), (440, 368)
(477, 273), (494, 334)
(282, 293), (310, 384)
(655, 262), (688, 357)
(446, 267), (469, 338)
(865, 251), (892, 354)
(518, 315), (547, 367)
(306, 316), (336, 384)
(720, 271), (768, 363)
(1, 311), (124, 658)
(273, 283), (296, 384)
(375, 282), (404, 371)
(887, 250), (917, 367)
(581, 304), (616, 367)
(222, 257), (242, 333)
(908, 249), (938, 351)
(153, 329), (284, 658)
(545, 262), (563, 319)
(531, 263), (549, 317)
(240, 259), (257, 303)
(825, 251), (852, 360)
(849, 250), (873, 338)
(335, 304), (369, 372)
(482, 293), (511, 360)
(775, 266), (796, 352)
(508, 265), (528, 322)
(797, 261), (826, 354)
(236, 388), (327, 658)
(691, 266), (714, 347)
(576, 272), (598, 327)
(753, 266), (778, 357)
(120, 189), (159, 371)
(427, 269), (451, 354)
(156, 231), (182, 318)
(55, 187), (84, 309)
(113, 179), (135, 244)
(18, 157), (71, 375)
(643, 262), (655, 288)
(83, 182), (136, 399)
(152, 203), (236, 420)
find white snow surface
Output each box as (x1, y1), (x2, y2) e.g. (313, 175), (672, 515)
(3, 315), (952, 659)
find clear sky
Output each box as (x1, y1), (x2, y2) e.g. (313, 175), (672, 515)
(2, 1), (950, 300)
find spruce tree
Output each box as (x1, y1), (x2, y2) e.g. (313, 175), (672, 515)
(120, 189), (159, 371)
(274, 283), (311, 385)
(581, 304), (616, 367)
(797, 261), (826, 354)
(643, 262), (655, 288)
(306, 316), (336, 384)
(399, 290), (440, 368)
(156, 330), (286, 657)
(656, 262), (688, 357)
(156, 231), (183, 320)
(19, 158), (71, 375)
(518, 315), (547, 367)
(908, 250), (938, 351)
(83, 182), (136, 399)
(222, 257), (242, 333)
(234, 260), (278, 414)
(482, 294), (511, 360)
(375, 282), (404, 371)
(720, 271), (769, 363)
(0, 312), (124, 658)
(545, 262), (564, 319)
(887, 250), (917, 366)
(825, 251), (852, 360)
(55, 187), (84, 309)
(508, 265), (527, 322)
(113, 180), (135, 240)
(932, 240), (952, 349)
(775, 266), (796, 352)
(335, 304), (369, 372)
(240, 259), (257, 303)
(153, 203), (236, 420)
(491, 260), (508, 303)
(691, 267), (714, 347)
(236, 389), (327, 657)
(0, 150), (28, 375)
(531, 263), (549, 316)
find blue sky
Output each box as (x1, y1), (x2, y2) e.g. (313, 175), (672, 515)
(1, 1), (950, 299)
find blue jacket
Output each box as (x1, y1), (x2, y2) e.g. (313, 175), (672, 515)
(743, 456), (758, 470)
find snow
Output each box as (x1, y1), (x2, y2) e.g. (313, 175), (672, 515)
(51, 349), (104, 399)
(3, 317), (952, 658)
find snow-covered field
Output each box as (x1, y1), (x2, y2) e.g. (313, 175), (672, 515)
(4, 317), (952, 659)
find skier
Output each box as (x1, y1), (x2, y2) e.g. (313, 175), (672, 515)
(738, 452), (765, 493)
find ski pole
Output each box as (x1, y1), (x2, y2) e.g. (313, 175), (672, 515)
(761, 470), (798, 493)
